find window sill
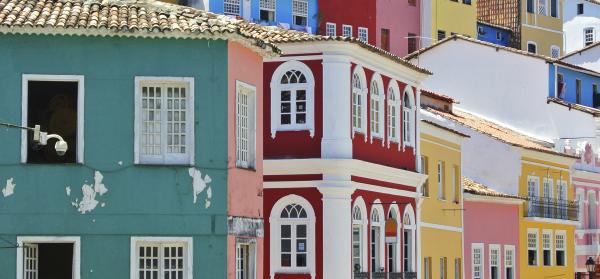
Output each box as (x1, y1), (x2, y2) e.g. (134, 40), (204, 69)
(136, 162), (194, 167)
(236, 166), (257, 172)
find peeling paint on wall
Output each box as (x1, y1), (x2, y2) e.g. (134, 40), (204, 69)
(188, 168), (212, 208)
(71, 171), (109, 214)
(2, 178), (15, 197)
(65, 186), (71, 196)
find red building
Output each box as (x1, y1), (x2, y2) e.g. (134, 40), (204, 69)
(261, 36), (430, 279)
(318, 0), (421, 57)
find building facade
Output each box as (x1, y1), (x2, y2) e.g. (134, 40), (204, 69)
(552, 63), (600, 108)
(0, 1), (274, 279)
(421, 0), (477, 47)
(563, 0), (600, 53)
(477, 21), (512, 47)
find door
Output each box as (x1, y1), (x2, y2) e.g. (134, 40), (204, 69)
(242, 0), (251, 20)
(387, 243), (395, 272)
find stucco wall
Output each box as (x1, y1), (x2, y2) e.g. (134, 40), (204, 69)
(563, 46), (600, 73)
(563, 0), (600, 53)
(0, 34), (230, 278)
(375, 0), (420, 56)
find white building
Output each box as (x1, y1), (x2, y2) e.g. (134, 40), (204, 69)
(564, 0), (600, 53)
(562, 40), (600, 72)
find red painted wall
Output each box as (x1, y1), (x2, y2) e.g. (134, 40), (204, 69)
(263, 60), (323, 159)
(263, 187), (324, 279)
(318, 0), (377, 46)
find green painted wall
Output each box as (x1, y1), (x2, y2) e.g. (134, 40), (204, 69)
(0, 34), (229, 278)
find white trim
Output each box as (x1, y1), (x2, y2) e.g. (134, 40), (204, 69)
(526, 41), (538, 54)
(488, 244), (500, 279)
(262, 180), (418, 197)
(524, 217), (579, 225)
(235, 239), (257, 279)
(522, 24), (564, 34)
(369, 72), (385, 143)
(358, 27), (369, 42)
(325, 22), (336, 37)
(352, 197), (369, 272)
(371, 200), (386, 271)
(235, 80), (257, 169)
(387, 80), (401, 147)
(21, 74), (85, 164)
(342, 24), (353, 38)
(130, 236), (194, 279)
(504, 245), (515, 279)
(462, 193), (524, 204)
(352, 66), (368, 137)
(264, 55), (324, 62)
(402, 86), (416, 149)
(269, 60), (315, 138)
(17, 236), (81, 279)
(541, 229), (553, 266)
(527, 228), (539, 266)
(471, 243), (484, 279)
(420, 222), (463, 232)
(555, 230), (567, 266)
(134, 76), (195, 165)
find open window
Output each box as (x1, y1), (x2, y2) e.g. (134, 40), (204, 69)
(17, 236), (80, 279)
(236, 239), (256, 279)
(22, 76), (84, 164)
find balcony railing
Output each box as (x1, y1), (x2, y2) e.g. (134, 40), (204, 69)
(353, 272), (417, 279)
(526, 197), (578, 221)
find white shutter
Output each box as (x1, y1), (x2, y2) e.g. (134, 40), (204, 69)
(23, 243), (38, 279)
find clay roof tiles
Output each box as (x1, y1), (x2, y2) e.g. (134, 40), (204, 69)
(462, 177), (524, 200)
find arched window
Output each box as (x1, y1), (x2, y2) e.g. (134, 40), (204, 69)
(352, 198), (368, 273)
(387, 82), (400, 146)
(352, 67), (367, 136)
(386, 206), (401, 272)
(402, 205), (416, 272)
(402, 89), (414, 147)
(270, 195), (316, 277)
(270, 61), (315, 138)
(370, 74), (384, 141)
(370, 206), (384, 272)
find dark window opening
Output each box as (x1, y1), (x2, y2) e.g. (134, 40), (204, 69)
(408, 33), (417, 54)
(381, 28), (390, 51)
(556, 251), (565, 266)
(551, 0), (557, 17)
(576, 79), (582, 104)
(578, 3), (584, 15)
(543, 250), (551, 266)
(528, 250), (537, 265)
(527, 43), (537, 54)
(491, 266), (498, 279)
(260, 10), (275, 22)
(23, 243), (74, 278)
(478, 26), (485, 35)
(528, 0), (534, 13)
(27, 81), (78, 164)
(506, 267), (513, 279)
(294, 15), (307, 26)
(463, 0), (471, 5)
(437, 30), (446, 41)
(408, 0), (416, 6)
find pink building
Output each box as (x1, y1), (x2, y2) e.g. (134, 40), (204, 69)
(573, 144), (600, 277)
(463, 178), (522, 279)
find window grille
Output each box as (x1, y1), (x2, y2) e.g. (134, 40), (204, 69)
(224, 0), (241, 16)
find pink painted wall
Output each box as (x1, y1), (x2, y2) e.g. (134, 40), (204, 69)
(375, 0), (420, 56)
(227, 41), (265, 279)
(463, 199), (520, 279)
(573, 176), (600, 272)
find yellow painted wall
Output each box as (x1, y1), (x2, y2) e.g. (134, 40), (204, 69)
(431, 0), (477, 39)
(520, 0), (564, 55)
(420, 128), (464, 279)
(518, 155), (576, 279)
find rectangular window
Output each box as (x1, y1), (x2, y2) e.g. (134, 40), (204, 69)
(527, 0), (534, 13)
(437, 30), (446, 41)
(438, 161), (445, 200)
(342, 25), (352, 37)
(557, 73), (565, 98)
(358, 27), (368, 42)
(555, 231), (566, 266)
(352, 226), (362, 271)
(326, 23), (336, 36)
(424, 257), (432, 279)
(381, 28), (390, 52)
(496, 31), (502, 41)
(472, 244), (483, 279)
(463, 0), (471, 5)
(224, 0), (241, 16)
(408, 33), (417, 54)
(594, 84), (598, 95)
(236, 82), (256, 169)
(527, 42), (537, 54)
(578, 3), (584, 14)
(17, 236), (81, 279)
(292, 0), (308, 26)
(505, 246), (514, 279)
(408, 0), (416, 6)
(576, 79), (582, 104)
(527, 230), (538, 266)
(453, 165), (460, 203)
(132, 237), (192, 279)
(550, 0), (557, 17)
(440, 257), (447, 279)
(490, 245), (499, 279)
(455, 258), (462, 279)
(259, 0), (275, 22)
(236, 241), (256, 279)
(542, 231), (552, 266)
(543, 178), (554, 218)
(538, 0), (546, 15)
(281, 224), (307, 268)
(421, 156), (429, 197)
(551, 46), (560, 58)
(135, 77), (194, 165)
(24, 77), (82, 164)
(371, 226), (380, 271)
(585, 28), (594, 46)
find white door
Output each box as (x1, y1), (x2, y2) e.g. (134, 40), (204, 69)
(242, 0), (251, 20)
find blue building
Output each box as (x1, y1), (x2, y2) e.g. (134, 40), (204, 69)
(477, 21), (512, 47)
(186, 0), (318, 33)
(549, 62), (600, 108)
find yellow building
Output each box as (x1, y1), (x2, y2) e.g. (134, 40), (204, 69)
(422, 0), (477, 45)
(419, 91), (469, 279)
(518, 150), (578, 278)
(477, 0), (564, 57)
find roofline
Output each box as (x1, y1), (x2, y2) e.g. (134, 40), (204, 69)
(561, 41), (600, 60)
(476, 20), (513, 32)
(547, 97), (600, 117)
(421, 119), (470, 138)
(421, 89), (459, 104)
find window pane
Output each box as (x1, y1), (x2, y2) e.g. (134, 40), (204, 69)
(281, 103), (291, 113)
(297, 253), (307, 267)
(281, 239), (291, 252)
(296, 239), (307, 253)
(281, 91), (291, 101)
(281, 254), (292, 267)
(281, 114), (291, 124)
(297, 225), (307, 237)
(281, 225), (291, 237)
(297, 90), (306, 100)
(296, 113), (306, 124)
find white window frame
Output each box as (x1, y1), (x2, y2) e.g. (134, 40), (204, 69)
(472, 243), (484, 279)
(489, 244), (500, 279)
(260, 0), (276, 20)
(538, 0), (547, 15)
(504, 245), (515, 279)
(17, 236), (81, 279)
(370, 204), (385, 272)
(527, 41), (537, 54)
(130, 236), (193, 279)
(358, 27), (369, 42)
(352, 66), (368, 137)
(343, 24), (353, 37)
(326, 22), (336, 36)
(269, 60), (315, 138)
(402, 87), (415, 148)
(403, 204), (416, 272)
(585, 28), (595, 45)
(21, 74), (85, 164)
(269, 195), (316, 276)
(224, 0), (241, 16)
(437, 161), (445, 200)
(387, 81), (401, 146)
(369, 73), (385, 141)
(236, 238), (257, 279)
(440, 257), (447, 279)
(527, 229), (539, 266)
(542, 230), (553, 266)
(352, 197), (369, 272)
(292, 0), (308, 26)
(555, 230), (566, 266)
(134, 76), (195, 165)
(550, 45), (560, 58)
(527, 176), (540, 197)
(424, 257), (431, 279)
(235, 81), (256, 169)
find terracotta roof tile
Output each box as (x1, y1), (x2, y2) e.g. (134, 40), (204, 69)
(463, 177), (524, 200)
(421, 119), (470, 138)
(425, 107), (579, 159)
(547, 97), (600, 116)
(421, 89), (457, 103)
